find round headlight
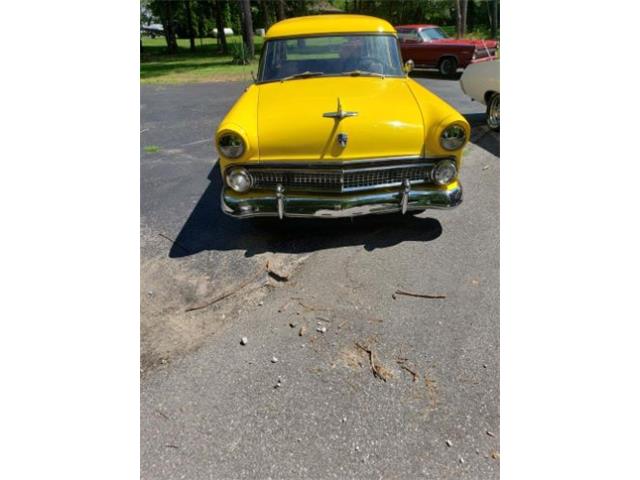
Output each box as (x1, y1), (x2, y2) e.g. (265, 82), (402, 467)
(218, 133), (245, 158)
(226, 168), (252, 193)
(432, 159), (457, 185)
(440, 124), (467, 151)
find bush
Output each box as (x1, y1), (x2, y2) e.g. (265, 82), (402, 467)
(229, 43), (251, 65)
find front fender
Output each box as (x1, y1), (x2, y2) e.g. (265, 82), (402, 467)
(405, 79), (470, 161)
(215, 84), (260, 169)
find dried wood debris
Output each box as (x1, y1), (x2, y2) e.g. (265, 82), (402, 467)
(392, 289), (447, 300)
(355, 343), (392, 382)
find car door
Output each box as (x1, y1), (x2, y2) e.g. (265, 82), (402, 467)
(398, 29), (427, 65)
(416, 28), (439, 67)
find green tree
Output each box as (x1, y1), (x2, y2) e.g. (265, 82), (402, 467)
(240, 0), (254, 58)
(184, 1), (196, 51)
(276, 0), (287, 20)
(213, 0), (229, 54)
(259, 0), (272, 29)
(490, 0), (499, 38)
(149, 0), (179, 53)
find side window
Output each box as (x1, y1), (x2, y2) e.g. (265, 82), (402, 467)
(419, 29), (434, 41)
(398, 30), (420, 42)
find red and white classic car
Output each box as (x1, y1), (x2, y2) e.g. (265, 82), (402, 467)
(396, 24), (498, 77)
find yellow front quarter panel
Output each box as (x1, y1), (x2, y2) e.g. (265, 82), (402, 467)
(406, 79), (470, 167)
(216, 84), (260, 172)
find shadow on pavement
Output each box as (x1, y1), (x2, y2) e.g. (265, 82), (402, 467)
(464, 112), (500, 157)
(170, 168), (443, 259)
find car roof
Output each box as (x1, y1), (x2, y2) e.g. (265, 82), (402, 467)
(395, 24), (439, 30)
(265, 14), (396, 39)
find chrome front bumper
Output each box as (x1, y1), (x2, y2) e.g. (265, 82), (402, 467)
(221, 182), (462, 219)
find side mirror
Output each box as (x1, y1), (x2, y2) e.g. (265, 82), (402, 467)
(404, 59), (414, 73)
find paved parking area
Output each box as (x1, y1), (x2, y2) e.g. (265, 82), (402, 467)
(140, 73), (499, 479)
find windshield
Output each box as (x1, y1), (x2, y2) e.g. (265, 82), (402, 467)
(420, 27), (448, 41)
(258, 34), (404, 82)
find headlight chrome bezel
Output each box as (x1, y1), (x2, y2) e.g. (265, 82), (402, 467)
(218, 132), (246, 159)
(225, 167), (252, 193)
(432, 159), (458, 185)
(439, 124), (468, 151)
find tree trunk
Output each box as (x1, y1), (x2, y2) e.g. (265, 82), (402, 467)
(213, 0), (228, 54)
(161, 1), (178, 53)
(491, 0), (498, 38)
(460, 0), (468, 37)
(259, 0), (271, 30)
(197, 1), (206, 40)
(240, 0), (254, 58)
(467, 0), (475, 32)
(185, 1), (196, 51)
(455, 0), (461, 38)
(275, 0), (286, 21)
(294, 0), (307, 16)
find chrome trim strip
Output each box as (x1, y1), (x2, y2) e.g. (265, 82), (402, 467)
(225, 155), (449, 170)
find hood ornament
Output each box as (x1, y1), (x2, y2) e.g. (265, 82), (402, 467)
(323, 97), (358, 120)
(337, 133), (348, 147)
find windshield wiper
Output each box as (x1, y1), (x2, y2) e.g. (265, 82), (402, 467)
(280, 71), (325, 82)
(341, 70), (385, 79)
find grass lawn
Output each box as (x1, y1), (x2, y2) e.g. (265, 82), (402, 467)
(140, 35), (264, 84)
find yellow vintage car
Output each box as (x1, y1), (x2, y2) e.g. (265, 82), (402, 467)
(216, 14), (469, 219)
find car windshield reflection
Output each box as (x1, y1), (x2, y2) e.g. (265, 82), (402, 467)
(259, 34), (404, 83)
(420, 27), (448, 41)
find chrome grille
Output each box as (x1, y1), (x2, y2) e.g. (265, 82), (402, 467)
(241, 159), (439, 193)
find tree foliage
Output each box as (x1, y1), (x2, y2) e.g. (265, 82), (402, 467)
(143, 0), (499, 57)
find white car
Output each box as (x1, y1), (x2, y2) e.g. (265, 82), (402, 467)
(460, 59), (499, 131)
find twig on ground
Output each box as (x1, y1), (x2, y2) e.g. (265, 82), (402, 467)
(337, 318), (350, 329)
(397, 361), (420, 382)
(156, 410), (170, 420)
(355, 342), (390, 382)
(392, 289), (447, 300)
(185, 269), (264, 312)
(295, 299), (330, 312)
(158, 233), (190, 255)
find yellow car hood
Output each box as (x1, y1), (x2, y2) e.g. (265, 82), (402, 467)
(257, 77), (425, 161)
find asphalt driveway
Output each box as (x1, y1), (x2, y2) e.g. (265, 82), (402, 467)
(140, 73), (499, 479)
